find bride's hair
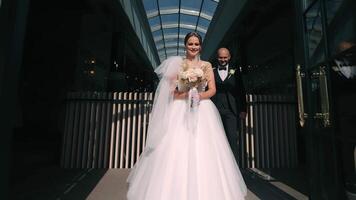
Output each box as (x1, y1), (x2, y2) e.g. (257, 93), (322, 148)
(184, 32), (202, 46)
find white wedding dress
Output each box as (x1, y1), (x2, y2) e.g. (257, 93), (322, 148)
(127, 56), (247, 200)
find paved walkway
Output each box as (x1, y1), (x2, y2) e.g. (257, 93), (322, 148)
(11, 167), (305, 200)
(86, 169), (259, 200)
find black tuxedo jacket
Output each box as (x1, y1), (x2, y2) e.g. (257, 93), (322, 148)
(211, 66), (247, 116)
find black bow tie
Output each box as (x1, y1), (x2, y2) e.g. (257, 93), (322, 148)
(218, 67), (227, 71)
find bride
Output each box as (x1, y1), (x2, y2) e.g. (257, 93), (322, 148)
(127, 32), (247, 200)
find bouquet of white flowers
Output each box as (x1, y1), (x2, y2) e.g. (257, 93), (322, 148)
(178, 67), (206, 108)
(178, 67), (205, 89)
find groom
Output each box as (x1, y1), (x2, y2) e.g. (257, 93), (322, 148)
(211, 48), (247, 163)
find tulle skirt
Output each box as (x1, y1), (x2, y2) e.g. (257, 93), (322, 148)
(127, 99), (247, 200)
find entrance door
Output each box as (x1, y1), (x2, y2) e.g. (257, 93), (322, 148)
(297, 0), (356, 199)
(297, 63), (340, 199)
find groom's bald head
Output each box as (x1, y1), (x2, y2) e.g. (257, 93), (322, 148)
(217, 48), (231, 66)
(217, 48), (231, 57)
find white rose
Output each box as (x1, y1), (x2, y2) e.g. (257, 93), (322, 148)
(229, 69), (236, 75)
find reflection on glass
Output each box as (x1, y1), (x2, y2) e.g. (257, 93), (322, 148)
(303, 0), (317, 10)
(325, 0), (351, 57)
(305, 1), (324, 64)
(333, 43), (356, 79)
(326, 0), (344, 24)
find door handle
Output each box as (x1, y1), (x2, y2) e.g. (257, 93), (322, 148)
(313, 66), (331, 127)
(296, 65), (308, 127)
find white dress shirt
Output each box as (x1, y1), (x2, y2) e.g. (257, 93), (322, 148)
(218, 64), (229, 81)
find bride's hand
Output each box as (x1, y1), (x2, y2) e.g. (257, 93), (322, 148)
(174, 90), (188, 99)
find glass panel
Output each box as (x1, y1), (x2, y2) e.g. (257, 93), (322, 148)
(180, 14), (199, 26)
(197, 31), (206, 40)
(154, 35), (163, 42)
(152, 30), (163, 38)
(158, 49), (166, 55)
(163, 28), (179, 35)
(178, 37), (185, 47)
(197, 17), (210, 29)
(163, 34), (179, 40)
(178, 42), (185, 49)
(142, 0), (220, 63)
(166, 48), (179, 54)
(325, 1), (356, 195)
(304, 0), (325, 65)
(202, 0), (218, 16)
(164, 37), (178, 42)
(156, 36), (164, 49)
(165, 41), (178, 48)
(161, 14), (179, 24)
(156, 40), (165, 49)
(158, 0), (179, 10)
(303, 0), (317, 10)
(156, 45), (164, 51)
(166, 52), (177, 57)
(326, 0), (344, 25)
(181, 0), (202, 10)
(325, 0), (353, 56)
(143, 0), (158, 12)
(148, 16), (160, 27)
(179, 28), (192, 37)
(164, 39), (178, 46)
(179, 28), (192, 45)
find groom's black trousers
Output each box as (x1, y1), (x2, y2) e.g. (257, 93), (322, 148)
(218, 108), (240, 164)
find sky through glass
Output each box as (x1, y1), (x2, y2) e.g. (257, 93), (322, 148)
(143, 0), (220, 62)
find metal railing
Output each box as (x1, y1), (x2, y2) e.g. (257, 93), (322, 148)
(61, 92), (298, 169)
(60, 91), (153, 169)
(241, 94), (298, 169)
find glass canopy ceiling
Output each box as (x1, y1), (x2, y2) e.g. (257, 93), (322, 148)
(142, 0), (220, 62)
